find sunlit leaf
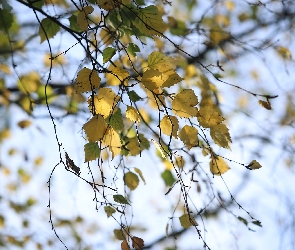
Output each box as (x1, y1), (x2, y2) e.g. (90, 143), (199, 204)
(198, 106), (225, 128)
(172, 89), (199, 118)
(126, 134), (150, 156)
(113, 194), (130, 205)
(160, 115), (179, 138)
(104, 206), (116, 218)
(126, 106), (140, 124)
(127, 43), (140, 57)
(114, 229), (126, 240)
(103, 127), (122, 158)
(210, 156), (230, 175)
(39, 17), (60, 43)
(178, 125), (198, 149)
(147, 51), (177, 72)
(84, 142), (101, 162)
(83, 115), (107, 142)
(106, 65), (130, 86)
(89, 88), (120, 117)
(210, 123), (232, 149)
(124, 171), (139, 190)
(75, 67), (100, 93)
(179, 214), (198, 228)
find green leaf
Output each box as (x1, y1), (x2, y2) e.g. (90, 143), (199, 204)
(39, 17), (60, 43)
(104, 206), (116, 218)
(106, 108), (124, 131)
(0, 9), (13, 31)
(103, 47), (116, 63)
(113, 229), (125, 240)
(124, 171), (139, 190)
(134, 167), (146, 184)
(69, 15), (82, 32)
(84, 142), (101, 162)
(127, 43), (140, 57)
(179, 214), (197, 228)
(32, 0), (44, 8)
(237, 216), (248, 226)
(113, 194), (130, 205)
(252, 220), (262, 227)
(128, 90), (142, 102)
(161, 170), (175, 186)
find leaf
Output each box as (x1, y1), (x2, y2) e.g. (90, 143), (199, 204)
(128, 90), (142, 102)
(161, 170), (175, 186)
(106, 108), (124, 131)
(84, 142), (101, 162)
(258, 100), (272, 110)
(210, 123), (232, 149)
(198, 105), (225, 128)
(39, 17), (60, 43)
(126, 134), (150, 156)
(124, 172), (140, 190)
(77, 6), (94, 31)
(132, 236), (144, 250)
(238, 216), (248, 226)
(147, 51), (177, 72)
(276, 46), (292, 60)
(127, 43), (140, 57)
(252, 220), (262, 227)
(83, 115), (107, 142)
(114, 229), (126, 240)
(151, 139), (168, 159)
(160, 115), (179, 138)
(210, 156), (230, 175)
(133, 5), (168, 37)
(126, 106), (140, 124)
(178, 125), (198, 149)
(162, 72), (184, 88)
(134, 167), (146, 184)
(121, 240), (130, 250)
(89, 88), (120, 117)
(248, 160), (262, 170)
(106, 65), (130, 86)
(68, 15), (82, 32)
(103, 127), (122, 158)
(179, 214), (198, 228)
(0, 9), (13, 32)
(113, 194), (130, 205)
(103, 47), (116, 63)
(75, 67), (100, 92)
(172, 89), (199, 118)
(104, 206), (116, 218)
(97, 0), (120, 10)
(17, 120), (32, 129)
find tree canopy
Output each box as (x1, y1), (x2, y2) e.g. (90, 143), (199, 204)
(0, 0), (295, 249)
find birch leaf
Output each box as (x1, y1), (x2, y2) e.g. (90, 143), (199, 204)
(210, 123), (232, 149)
(172, 89), (199, 118)
(198, 105), (225, 128)
(160, 115), (179, 138)
(83, 115), (107, 142)
(77, 6), (94, 31)
(75, 67), (100, 93)
(210, 156), (230, 175)
(178, 125), (198, 149)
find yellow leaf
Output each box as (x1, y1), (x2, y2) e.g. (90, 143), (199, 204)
(160, 115), (179, 138)
(132, 236), (144, 250)
(126, 134), (150, 156)
(162, 72), (184, 88)
(75, 67), (100, 93)
(172, 89), (199, 118)
(248, 160), (262, 170)
(77, 6), (94, 31)
(276, 46), (292, 60)
(147, 51), (177, 72)
(178, 125), (198, 149)
(83, 115), (107, 142)
(17, 120), (32, 129)
(258, 100), (272, 110)
(210, 123), (232, 149)
(126, 106), (140, 124)
(88, 88), (120, 117)
(124, 171), (139, 190)
(198, 105), (225, 128)
(210, 156), (230, 175)
(175, 156), (185, 168)
(103, 127), (122, 158)
(179, 213), (198, 228)
(142, 69), (164, 90)
(106, 65), (129, 86)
